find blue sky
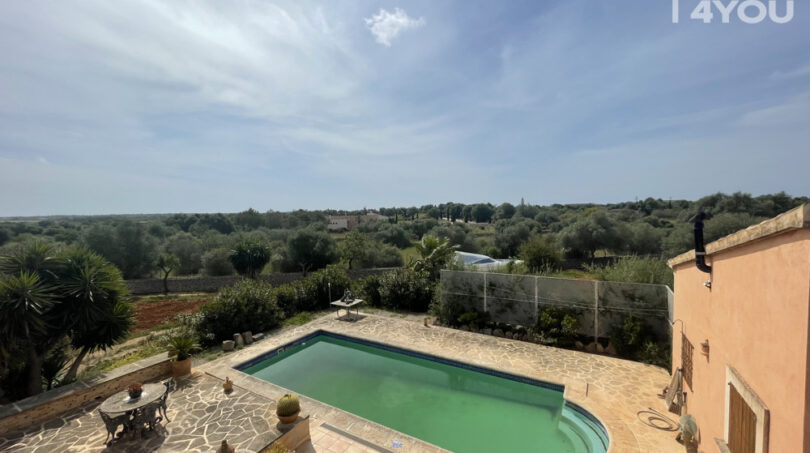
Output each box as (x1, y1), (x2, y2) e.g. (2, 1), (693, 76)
(0, 0), (808, 216)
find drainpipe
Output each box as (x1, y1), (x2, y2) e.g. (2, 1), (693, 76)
(689, 210), (712, 289)
(690, 211), (712, 274)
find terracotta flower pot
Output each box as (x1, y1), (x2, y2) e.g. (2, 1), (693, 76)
(171, 357), (192, 377)
(277, 410), (300, 424)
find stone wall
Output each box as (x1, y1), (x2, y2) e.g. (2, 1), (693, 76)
(0, 354), (171, 436)
(125, 267), (397, 295)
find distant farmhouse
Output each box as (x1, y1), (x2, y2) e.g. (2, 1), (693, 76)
(328, 212), (388, 232)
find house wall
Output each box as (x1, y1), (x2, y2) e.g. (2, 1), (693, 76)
(671, 228), (810, 453)
(328, 218), (349, 231)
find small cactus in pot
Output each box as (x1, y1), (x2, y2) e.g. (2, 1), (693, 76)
(276, 394), (300, 424)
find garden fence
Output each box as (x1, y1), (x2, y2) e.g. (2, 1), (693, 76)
(440, 270), (672, 342)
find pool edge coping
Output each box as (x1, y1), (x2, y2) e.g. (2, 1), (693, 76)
(231, 328), (611, 452)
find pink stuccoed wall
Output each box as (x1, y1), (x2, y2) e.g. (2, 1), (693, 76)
(671, 228), (810, 453)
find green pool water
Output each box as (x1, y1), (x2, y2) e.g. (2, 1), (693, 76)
(242, 335), (607, 453)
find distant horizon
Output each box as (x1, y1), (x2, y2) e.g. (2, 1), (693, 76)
(1, 189), (806, 219)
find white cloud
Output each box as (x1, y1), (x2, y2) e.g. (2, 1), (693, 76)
(364, 8), (425, 47)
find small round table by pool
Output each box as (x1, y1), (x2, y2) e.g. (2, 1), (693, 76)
(99, 383), (164, 414)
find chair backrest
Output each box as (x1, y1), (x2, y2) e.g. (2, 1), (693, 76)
(133, 401), (160, 425)
(161, 379), (173, 404)
(98, 409), (127, 431)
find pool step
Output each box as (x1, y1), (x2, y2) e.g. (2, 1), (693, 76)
(320, 422), (394, 453)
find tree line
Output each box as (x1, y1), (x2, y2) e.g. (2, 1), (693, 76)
(0, 191), (805, 280)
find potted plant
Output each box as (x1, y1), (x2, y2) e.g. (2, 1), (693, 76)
(276, 393), (301, 424)
(167, 332), (200, 377)
(127, 382), (143, 399)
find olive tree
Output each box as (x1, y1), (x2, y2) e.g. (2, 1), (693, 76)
(154, 253), (180, 293)
(286, 229), (339, 274)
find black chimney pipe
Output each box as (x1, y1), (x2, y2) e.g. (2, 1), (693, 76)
(689, 210), (712, 274)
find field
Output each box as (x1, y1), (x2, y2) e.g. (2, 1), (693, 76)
(130, 293), (212, 334)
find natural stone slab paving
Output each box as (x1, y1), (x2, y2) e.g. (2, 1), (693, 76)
(203, 312), (683, 453)
(1, 312), (683, 452)
(0, 373), (279, 452)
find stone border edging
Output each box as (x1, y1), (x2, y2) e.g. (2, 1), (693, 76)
(0, 353), (172, 436)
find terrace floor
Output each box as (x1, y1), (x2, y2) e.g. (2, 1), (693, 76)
(1, 312), (684, 453)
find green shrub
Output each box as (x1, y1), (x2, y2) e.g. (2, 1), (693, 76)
(378, 268), (433, 312)
(196, 280), (282, 343)
(294, 264), (352, 311)
(273, 284), (299, 317)
(609, 315), (665, 366)
(519, 235), (562, 272)
(358, 274), (383, 307)
(534, 306), (581, 347)
(429, 284), (466, 326)
(202, 248), (235, 276)
(585, 256), (673, 287)
(638, 340), (671, 369)
(457, 310), (490, 330)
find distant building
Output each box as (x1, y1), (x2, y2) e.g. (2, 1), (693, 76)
(328, 217), (349, 231)
(327, 212), (388, 232)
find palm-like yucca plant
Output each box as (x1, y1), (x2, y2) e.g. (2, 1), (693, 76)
(52, 247), (130, 326)
(229, 241), (271, 279)
(0, 241), (58, 277)
(0, 243), (134, 396)
(63, 301), (134, 382)
(0, 271), (54, 357)
(166, 333), (200, 362)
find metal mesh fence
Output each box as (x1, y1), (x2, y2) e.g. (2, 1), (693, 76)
(440, 270), (671, 340)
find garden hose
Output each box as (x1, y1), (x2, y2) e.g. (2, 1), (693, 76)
(636, 407), (679, 431)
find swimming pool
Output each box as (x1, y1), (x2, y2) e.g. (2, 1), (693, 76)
(238, 331), (608, 453)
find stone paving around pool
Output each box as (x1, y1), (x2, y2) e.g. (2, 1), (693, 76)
(205, 312), (684, 453)
(0, 373), (281, 453)
(0, 312), (684, 453)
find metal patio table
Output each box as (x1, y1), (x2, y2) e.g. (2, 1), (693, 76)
(330, 298), (364, 320)
(99, 382), (165, 439)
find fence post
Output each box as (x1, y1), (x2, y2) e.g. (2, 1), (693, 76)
(483, 272), (488, 312)
(534, 276), (539, 325)
(593, 281), (599, 345)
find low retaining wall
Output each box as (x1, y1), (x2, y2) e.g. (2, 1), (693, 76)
(0, 354), (171, 436)
(125, 267), (396, 295)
